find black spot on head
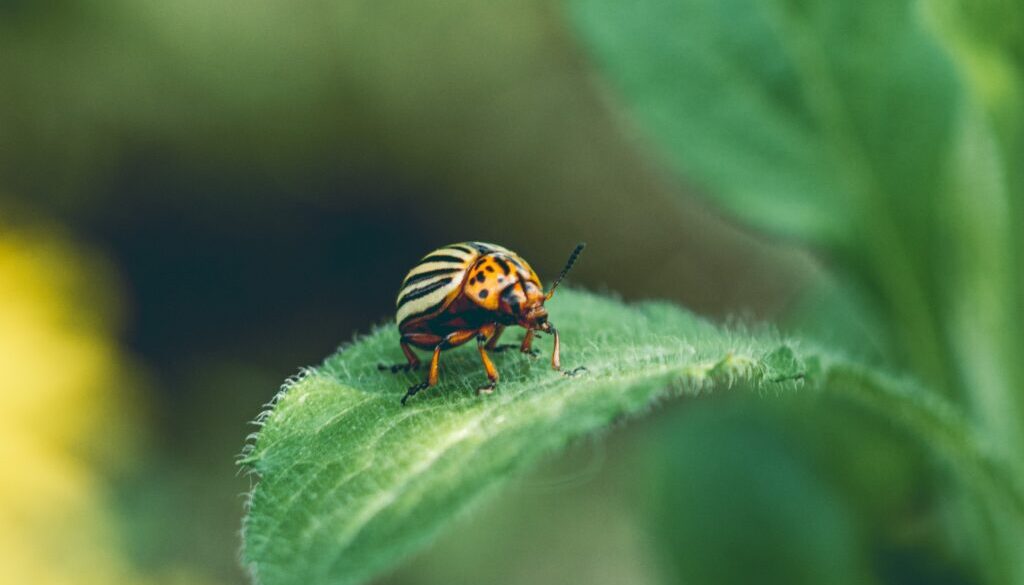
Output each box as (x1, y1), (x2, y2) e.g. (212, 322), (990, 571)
(497, 276), (505, 283)
(478, 289), (489, 299)
(476, 272), (486, 283)
(485, 265), (495, 273)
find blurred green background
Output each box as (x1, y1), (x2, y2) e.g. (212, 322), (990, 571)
(2, 0), (1021, 584)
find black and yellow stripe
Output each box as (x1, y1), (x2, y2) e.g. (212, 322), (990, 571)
(395, 242), (512, 327)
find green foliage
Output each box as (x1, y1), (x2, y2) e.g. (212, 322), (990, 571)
(571, 0), (959, 246)
(239, 289), (1020, 585)
(568, 0), (1024, 478)
(569, 0), (1024, 448)
(569, 0), (1024, 581)
(644, 401), (878, 585)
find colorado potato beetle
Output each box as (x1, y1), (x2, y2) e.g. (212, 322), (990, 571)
(380, 241), (585, 404)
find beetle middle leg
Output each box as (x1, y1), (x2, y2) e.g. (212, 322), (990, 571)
(484, 325), (506, 350)
(490, 327), (539, 357)
(518, 329), (540, 357)
(476, 326), (500, 395)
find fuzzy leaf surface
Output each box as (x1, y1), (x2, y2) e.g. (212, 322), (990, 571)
(240, 290), (1018, 585)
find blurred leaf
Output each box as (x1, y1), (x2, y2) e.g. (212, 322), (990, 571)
(569, 0), (1024, 479)
(922, 0), (1024, 463)
(645, 401), (879, 585)
(239, 289), (1019, 585)
(925, 0), (1024, 124)
(643, 392), (998, 585)
(570, 0), (958, 247)
(568, 0), (961, 383)
(785, 274), (892, 363)
(567, 0), (964, 411)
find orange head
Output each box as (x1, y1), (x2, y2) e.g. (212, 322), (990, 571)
(499, 243), (585, 332)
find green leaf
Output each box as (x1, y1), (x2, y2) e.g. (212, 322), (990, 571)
(568, 0), (1024, 465)
(923, 0), (1024, 461)
(643, 402), (880, 585)
(568, 0), (967, 402)
(239, 289), (1022, 585)
(569, 0), (960, 246)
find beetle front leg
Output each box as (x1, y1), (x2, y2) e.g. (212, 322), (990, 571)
(549, 325), (561, 371)
(546, 324), (586, 377)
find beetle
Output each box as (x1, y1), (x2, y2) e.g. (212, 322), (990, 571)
(380, 241), (586, 404)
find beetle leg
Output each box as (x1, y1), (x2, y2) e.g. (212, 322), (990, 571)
(490, 326), (537, 355)
(488, 325), (526, 354)
(549, 324), (561, 370)
(425, 329), (477, 387)
(519, 329), (539, 357)
(400, 341), (420, 367)
(401, 381), (429, 405)
(426, 344), (442, 384)
(484, 325), (506, 350)
(401, 329), (479, 405)
(543, 323), (585, 376)
(402, 343), (443, 405)
(493, 336), (538, 355)
(476, 329), (500, 395)
(378, 336), (425, 372)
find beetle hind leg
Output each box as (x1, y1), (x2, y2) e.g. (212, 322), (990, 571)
(378, 362), (420, 374)
(401, 343), (442, 405)
(378, 338), (425, 374)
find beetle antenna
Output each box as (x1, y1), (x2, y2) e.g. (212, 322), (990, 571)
(546, 242), (586, 300)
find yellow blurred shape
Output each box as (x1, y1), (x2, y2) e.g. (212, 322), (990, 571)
(0, 233), (122, 455)
(0, 228), (141, 584)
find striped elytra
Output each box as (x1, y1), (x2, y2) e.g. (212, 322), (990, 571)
(386, 241), (585, 405)
(395, 241), (526, 328)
